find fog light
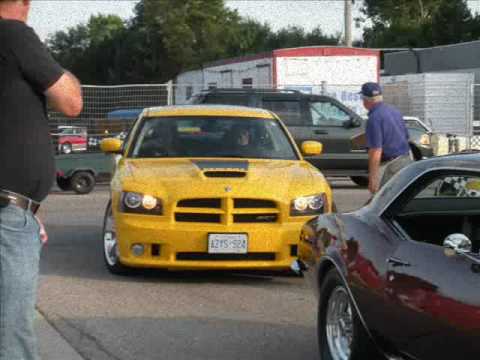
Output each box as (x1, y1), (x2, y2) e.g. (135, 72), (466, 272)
(131, 244), (144, 257)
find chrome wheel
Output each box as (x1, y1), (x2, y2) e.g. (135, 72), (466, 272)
(103, 208), (119, 266)
(326, 286), (353, 360)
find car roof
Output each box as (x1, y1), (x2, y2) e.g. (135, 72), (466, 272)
(143, 104), (275, 119)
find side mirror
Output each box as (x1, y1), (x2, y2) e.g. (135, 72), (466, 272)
(100, 138), (123, 154)
(444, 233), (472, 255)
(343, 117), (361, 129)
(301, 141), (323, 156)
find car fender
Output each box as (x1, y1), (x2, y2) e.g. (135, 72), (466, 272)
(65, 168), (97, 179)
(310, 214), (383, 348)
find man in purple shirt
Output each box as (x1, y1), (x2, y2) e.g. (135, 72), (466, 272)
(360, 82), (412, 194)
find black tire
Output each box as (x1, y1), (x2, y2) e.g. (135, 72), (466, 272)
(350, 176), (369, 188)
(61, 142), (72, 154)
(56, 177), (72, 191)
(102, 201), (131, 275)
(70, 171), (95, 194)
(318, 269), (382, 360)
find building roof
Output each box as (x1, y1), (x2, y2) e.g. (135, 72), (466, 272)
(203, 46), (380, 68)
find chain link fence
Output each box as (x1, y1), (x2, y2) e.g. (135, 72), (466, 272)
(49, 84), (171, 154)
(49, 81), (480, 155)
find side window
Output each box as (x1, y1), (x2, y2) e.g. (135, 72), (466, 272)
(203, 94), (249, 106)
(416, 175), (480, 199)
(310, 101), (350, 126)
(262, 100), (302, 126)
(392, 172), (480, 249)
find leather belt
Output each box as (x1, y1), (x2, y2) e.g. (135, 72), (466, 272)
(0, 190), (40, 214)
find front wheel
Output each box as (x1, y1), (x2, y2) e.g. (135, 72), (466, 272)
(70, 171), (95, 194)
(61, 142), (72, 154)
(103, 201), (130, 275)
(318, 269), (382, 360)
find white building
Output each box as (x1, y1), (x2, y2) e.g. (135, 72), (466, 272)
(174, 46), (380, 115)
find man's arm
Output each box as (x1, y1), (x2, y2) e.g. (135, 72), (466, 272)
(45, 70), (83, 117)
(11, 24), (83, 117)
(368, 148), (382, 194)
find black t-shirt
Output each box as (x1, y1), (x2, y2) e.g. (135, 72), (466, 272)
(0, 19), (64, 202)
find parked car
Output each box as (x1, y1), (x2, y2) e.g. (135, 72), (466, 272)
(51, 125), (87, 154)
(191, 88), (435, 187)
(100, 104), (333, 274)
(293, 152), (480, 360)
(55, 152), (115, 194)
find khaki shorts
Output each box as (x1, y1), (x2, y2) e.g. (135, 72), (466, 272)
(379, 154), (413, 187)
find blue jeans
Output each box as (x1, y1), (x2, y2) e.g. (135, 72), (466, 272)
(0, 204), (42, 360)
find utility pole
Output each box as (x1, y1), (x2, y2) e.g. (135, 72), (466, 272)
(344, 0), (352, 47)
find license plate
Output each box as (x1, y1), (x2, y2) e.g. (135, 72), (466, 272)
(208, 233), (248, 254)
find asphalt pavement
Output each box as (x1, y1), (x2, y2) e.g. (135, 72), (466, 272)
(34, 179), (369, 360)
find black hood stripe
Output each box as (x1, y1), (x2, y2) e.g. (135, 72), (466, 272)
(191, 160), (249, 171)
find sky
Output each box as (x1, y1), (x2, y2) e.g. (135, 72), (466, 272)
(28, 0), (364, 41)
(28, 0), (480, 42)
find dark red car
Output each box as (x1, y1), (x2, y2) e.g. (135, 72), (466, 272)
(295, 152), (480, 360)
(51, 126), (87, 154)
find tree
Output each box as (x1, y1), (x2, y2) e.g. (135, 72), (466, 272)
(359, 0), (480, 47)
(46, 0), (341, 84)
(47, 14), (126, 83)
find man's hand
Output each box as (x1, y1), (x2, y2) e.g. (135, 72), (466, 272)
(368, 148), (382, 194)
(368, 174), (380, 194)
(34, 215), (48, 244)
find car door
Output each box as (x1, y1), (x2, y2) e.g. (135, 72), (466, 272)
(260, 95), (309, 146)
(303, 97), (367, 173)
(378, 170), (480, 359)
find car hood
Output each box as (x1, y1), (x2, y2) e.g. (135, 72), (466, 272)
(116, 158), (328, 202)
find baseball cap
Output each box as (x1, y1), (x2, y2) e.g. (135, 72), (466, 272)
(359, 82), (382, 98)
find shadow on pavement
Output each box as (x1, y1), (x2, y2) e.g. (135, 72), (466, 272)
(46, 315), (317, 360)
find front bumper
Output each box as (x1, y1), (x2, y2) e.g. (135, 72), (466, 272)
(115, 213), (309, 270)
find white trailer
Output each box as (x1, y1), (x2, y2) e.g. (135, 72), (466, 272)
(174, 46), (380, 116)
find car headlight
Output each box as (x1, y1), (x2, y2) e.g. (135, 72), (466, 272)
(120, 192), (163, 215)
(420, 134), (431, 145)
(291, 193), (326, 216)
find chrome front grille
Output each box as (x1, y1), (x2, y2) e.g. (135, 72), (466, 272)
(174, 198), (279, 224)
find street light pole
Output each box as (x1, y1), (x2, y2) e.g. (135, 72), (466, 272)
(344, 0), (352, 47)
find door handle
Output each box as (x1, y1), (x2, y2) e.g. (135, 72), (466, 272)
(386, 257), (411, 268)
(314, 130), (328, 135)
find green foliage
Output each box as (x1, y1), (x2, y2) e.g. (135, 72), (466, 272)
(360, 0), (480, 47)
(46, 0), (339, 84)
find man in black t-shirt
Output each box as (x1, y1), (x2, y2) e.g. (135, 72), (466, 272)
(0, 1), (82, 359)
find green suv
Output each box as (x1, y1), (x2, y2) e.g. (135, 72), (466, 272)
(190, 88), (434, 187)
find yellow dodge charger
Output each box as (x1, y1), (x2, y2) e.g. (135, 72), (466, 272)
(100, 105), (332, 274)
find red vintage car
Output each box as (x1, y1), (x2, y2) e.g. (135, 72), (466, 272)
(295, 152), (480, 360)
(51, 126), (87, 154)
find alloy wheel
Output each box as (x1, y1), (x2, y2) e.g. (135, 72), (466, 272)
(326, 286), (354, 360)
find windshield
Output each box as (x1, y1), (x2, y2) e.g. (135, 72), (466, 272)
(129, 116), (298, 160)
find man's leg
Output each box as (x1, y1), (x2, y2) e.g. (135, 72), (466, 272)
(380, 155), (413, 188)
(0, 205), (42, 360)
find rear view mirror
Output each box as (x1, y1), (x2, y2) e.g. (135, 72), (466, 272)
(444, 233), (472, 256)
(301, 141), (323, 156)
(100, 138), (123, 154)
